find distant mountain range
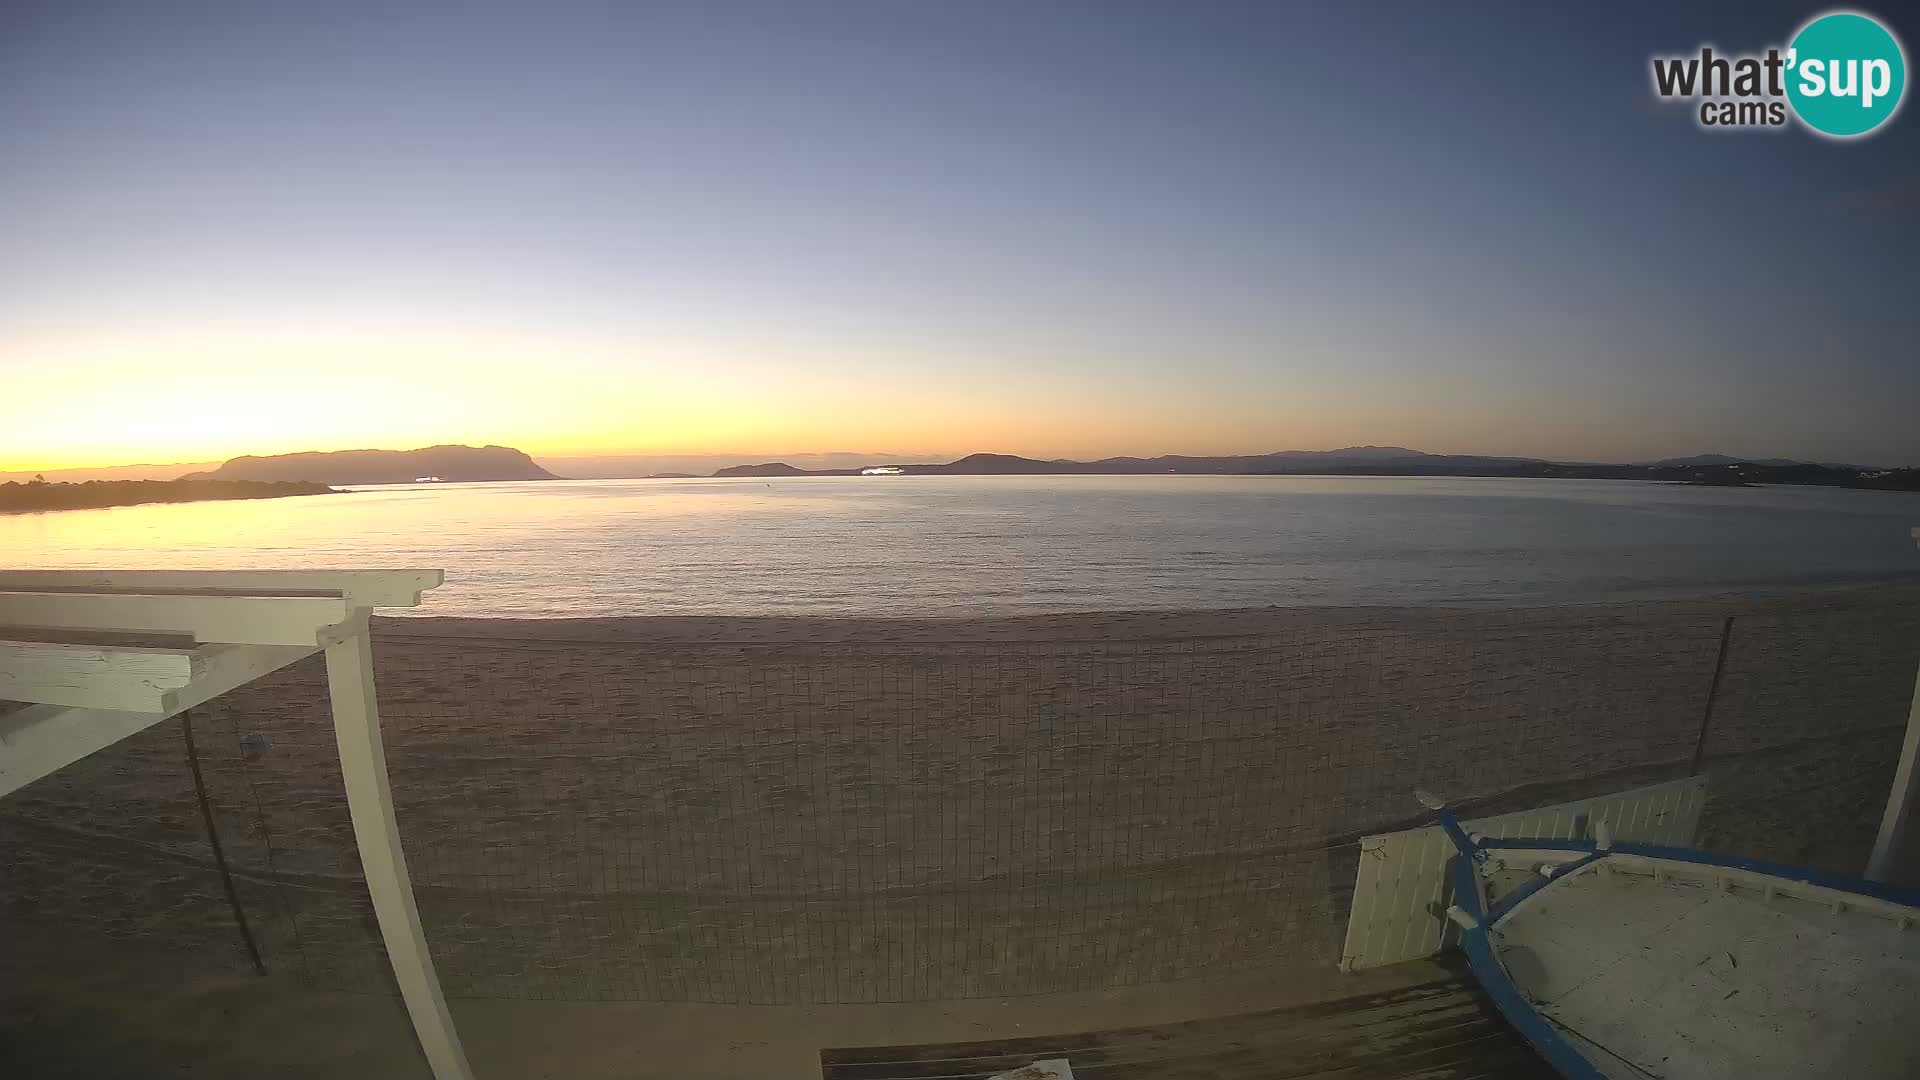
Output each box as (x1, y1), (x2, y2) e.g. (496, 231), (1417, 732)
(714, 447), (1920, 490)
(28, 444), (1914, 491)
(184, 444), (559, 485)
(717, 446), (1528, 476)
(537, 450), (947, 479)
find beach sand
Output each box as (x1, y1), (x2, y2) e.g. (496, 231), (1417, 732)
(2, 586), (1916, 1013)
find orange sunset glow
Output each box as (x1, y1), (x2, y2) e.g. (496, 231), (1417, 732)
(5, 327), (1584, 474)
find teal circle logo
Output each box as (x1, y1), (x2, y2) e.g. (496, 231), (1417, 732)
(1786, 11), (1907, 137)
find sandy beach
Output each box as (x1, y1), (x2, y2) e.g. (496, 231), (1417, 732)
(3, 584), (1917, 1006)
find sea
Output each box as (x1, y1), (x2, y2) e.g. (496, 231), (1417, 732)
(5, 475), (1919, 617)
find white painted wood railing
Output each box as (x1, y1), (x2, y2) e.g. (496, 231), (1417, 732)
(0, 568), (472, 1080)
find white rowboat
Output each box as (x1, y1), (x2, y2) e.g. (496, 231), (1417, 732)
(1434, 804), (1920, 1079)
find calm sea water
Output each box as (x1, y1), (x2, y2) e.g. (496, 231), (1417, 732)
(4, 476), (1918, 616)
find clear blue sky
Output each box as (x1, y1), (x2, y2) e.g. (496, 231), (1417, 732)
(3, 1), (1916, 469)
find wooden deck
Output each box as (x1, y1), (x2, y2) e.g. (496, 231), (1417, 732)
(820, 974), (1553, 1080)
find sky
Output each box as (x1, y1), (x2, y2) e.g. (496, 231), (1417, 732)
(3, 1), (1918, 472)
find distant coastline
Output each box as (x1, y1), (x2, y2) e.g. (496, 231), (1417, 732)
(19, 444), (1920, 493)
(712, 449), (1920, 491)
(0, 478), (339, 514)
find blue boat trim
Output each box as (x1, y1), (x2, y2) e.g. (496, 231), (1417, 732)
(1484, 851), (1605, 923)
(1448, 846), (1608, 1080)
(1437, 819), (1920, 1077)
(1473, 838), (1920, 908)
(1433, 810), (1480, 861)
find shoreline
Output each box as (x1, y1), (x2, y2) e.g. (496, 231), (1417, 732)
(0, 478), (340, 515)
(6, 583), (1917, 1006)
(372, 580), (1920, 643)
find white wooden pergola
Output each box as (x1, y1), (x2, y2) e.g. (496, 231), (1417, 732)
(0, 569), (472, 1080)
(1866, 526), (1920, 882)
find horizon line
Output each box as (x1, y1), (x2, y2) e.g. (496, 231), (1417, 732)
(7, 442), (1893, 477)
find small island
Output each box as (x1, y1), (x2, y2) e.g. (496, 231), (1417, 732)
(186, 443), (558, 485)
(0, 477), (339, 514)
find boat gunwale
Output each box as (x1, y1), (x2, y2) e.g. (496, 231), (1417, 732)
(1448, 837), (1920, 1079)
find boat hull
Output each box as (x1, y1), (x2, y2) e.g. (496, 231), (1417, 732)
(1451, 841), (1920, 1080)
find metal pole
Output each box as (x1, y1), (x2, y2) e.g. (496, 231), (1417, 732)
(1688, 616), (1735, 776)
(1864, 527), (1920, 883)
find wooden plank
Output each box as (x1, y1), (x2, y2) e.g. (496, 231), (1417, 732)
(0, 591), (350, 646)
(325, 628), (473, 1080)
(0, 640), (198, 711)
(0, 702), (170, 797)
(0, 569), (442, 609)
(820, 976), (1553, 1080)
(820, 979), (1482, 1066)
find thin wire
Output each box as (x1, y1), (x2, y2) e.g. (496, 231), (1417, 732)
(233, 714), (312, 982)
(1688, 615), (1736, 775)
(181, 706), (267, 976)
(1539, 1009), (1666, 1079)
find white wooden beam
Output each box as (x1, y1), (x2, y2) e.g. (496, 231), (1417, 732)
(0, 642), (316, 716)
(325, 625), (474, 1080)
(0, 702), (171, 797)
(0, 569), (443, 609)
(0, 644), (317, 788)
(0, 566), (460, 1068)
(1868, 659), (1920, 881)
(165, 643), (318, 713)
(0, 591), (349, 646)
(1865, 526), (1920, 882)
(0, 641), (198, 712)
